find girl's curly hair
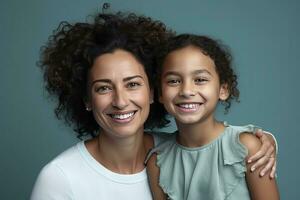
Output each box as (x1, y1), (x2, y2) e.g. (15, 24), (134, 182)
(154, 34), (240, 127)
(39, 12), (174, 138)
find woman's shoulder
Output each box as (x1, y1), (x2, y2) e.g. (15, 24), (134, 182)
(36, 142), (84, 178)
(51, 142), (83, 165)
(30, 143), (81, 200)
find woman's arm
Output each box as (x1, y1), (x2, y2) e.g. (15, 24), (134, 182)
(240, 132), (280, 200)
(146, 154), (167, 200)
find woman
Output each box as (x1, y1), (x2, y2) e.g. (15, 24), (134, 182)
(31, 12), (276, 200)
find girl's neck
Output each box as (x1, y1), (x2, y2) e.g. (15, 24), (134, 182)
(86, 128), (147, 174)
(176, 116), (225, 148)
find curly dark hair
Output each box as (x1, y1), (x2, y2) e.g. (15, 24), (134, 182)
(39, 12), (174, 138)
(154, 34), (240, 126)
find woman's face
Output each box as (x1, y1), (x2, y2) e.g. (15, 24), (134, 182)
(87, 49), (152, 138)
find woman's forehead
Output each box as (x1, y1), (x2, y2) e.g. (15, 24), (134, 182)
(89, 49), (148, 81)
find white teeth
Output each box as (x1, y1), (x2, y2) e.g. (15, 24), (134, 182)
(179, 104), (198, 109)
(111, 112), (134, 119)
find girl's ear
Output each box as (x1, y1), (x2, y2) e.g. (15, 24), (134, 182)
(219, 83), (230, 101)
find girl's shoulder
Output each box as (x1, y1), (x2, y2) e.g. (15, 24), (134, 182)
(145, 131), (176, 147)
(221, 123), (262, 162)
(239, 132), (262, 157)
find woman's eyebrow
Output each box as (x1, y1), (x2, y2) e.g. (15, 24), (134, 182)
(91, 79), (112, 86)
(91, 75), (144, 86)
(123, 75), (144, 82)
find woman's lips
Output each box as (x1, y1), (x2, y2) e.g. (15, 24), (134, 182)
(108, 111), (137, 123)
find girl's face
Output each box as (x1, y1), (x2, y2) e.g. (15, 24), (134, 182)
(159, 45), (229, 125)
(87, 49), (152, 138)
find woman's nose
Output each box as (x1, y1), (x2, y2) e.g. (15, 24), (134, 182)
(112, 88), (129, 109)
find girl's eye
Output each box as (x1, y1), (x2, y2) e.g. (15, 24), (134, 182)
(167, 79), (181, 85)
(127, 82), (141, 89)
(195, 78), (208, 84)
(95, 86), (112, 94)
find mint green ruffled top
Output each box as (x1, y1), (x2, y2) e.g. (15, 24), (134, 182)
(147, 123), (259, 200)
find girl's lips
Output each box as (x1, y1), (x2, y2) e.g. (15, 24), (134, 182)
(176, 103), (203, 113)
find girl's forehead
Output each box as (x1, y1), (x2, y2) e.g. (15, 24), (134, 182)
(162, 46), (216, 75)
(164, 46), (214, 66)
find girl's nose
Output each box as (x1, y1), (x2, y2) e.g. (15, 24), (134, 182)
(179, 82), (196, 98)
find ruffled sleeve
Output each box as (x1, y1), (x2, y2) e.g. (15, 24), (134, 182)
(220, 124), (261, 198)
(144, 131), (176, 164)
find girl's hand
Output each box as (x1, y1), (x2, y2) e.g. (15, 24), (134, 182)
(247, 129), (277, 179)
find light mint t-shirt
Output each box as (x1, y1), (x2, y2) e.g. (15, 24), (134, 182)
(148, 123), (259, 200)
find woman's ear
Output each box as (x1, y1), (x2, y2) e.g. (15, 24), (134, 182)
(158, 95), (163, 104)
(219, 83), (230, 101)
(150, 89), (154, 104)
(84, 97), (92, 111)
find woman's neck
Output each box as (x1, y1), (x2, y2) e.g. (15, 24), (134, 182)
(176, 116), (225, 148)
(86, 128), (147, 174)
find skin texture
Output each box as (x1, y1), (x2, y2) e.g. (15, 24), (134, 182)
(240, 133), (280, 200)
(85, 49), (153, 174)
(147, 45), (279, 199)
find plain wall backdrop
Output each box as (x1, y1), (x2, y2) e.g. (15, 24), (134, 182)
(1, 0), (299, 199)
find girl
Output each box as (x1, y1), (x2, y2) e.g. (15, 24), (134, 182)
(146, 34), (279, 199)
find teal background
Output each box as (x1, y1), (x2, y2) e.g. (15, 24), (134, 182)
(1, 0), (299, 199)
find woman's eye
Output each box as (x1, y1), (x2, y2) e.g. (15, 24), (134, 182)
(127, 82), (141, 89)
(95, 86), (112, 94)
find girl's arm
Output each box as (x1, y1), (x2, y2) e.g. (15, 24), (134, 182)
(240, 132), (280, 200)
(146, 154), (167, 200)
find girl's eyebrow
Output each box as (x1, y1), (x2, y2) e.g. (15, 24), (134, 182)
(163, 68), (212, 77)
(192, 69), (212, 76)
(163, 71), (180, 77)
(91, 75), (144, 86)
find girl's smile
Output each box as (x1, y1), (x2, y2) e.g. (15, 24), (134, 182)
(176, 102), (203, 113)
(160, 45), (229, 125)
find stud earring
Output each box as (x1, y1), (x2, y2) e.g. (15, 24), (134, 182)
(150, 99), (154, 104)
(86, 107), (91, 111)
